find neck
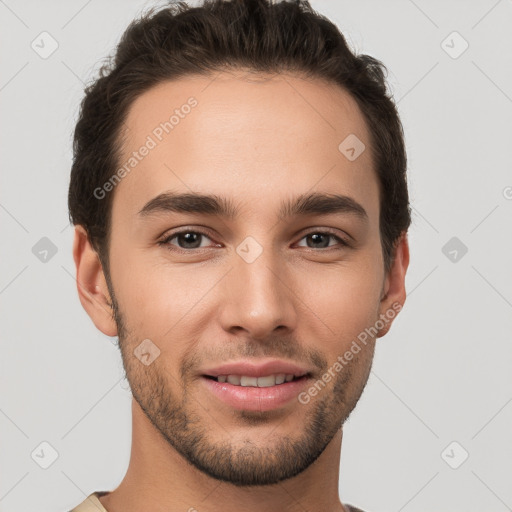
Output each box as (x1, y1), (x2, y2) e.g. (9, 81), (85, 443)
(100, 398), (347, 512)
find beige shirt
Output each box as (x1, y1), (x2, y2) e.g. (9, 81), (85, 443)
(69, 491), (367, 512)
(69, 491), (109, 512)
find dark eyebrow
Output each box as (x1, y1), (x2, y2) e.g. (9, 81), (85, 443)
(138, 191), (368, 223)
(279, 192), (368, 222)
(138, 192), (239, 219)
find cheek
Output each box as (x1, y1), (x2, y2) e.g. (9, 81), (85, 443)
(111, 252), (218, 339)
(296, 259), (383, 336)
(110, 227), (384, 343)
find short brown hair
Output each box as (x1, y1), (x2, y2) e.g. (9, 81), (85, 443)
(68, 0), (411, 278)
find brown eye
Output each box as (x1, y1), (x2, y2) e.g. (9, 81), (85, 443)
(159, 230), (215, 251)
(296, 231), (349, 250)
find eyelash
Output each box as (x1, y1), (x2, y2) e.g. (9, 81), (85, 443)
(157, 228), (350, 253)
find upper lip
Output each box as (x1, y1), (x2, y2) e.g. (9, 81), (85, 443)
(201, 359), (312, 378)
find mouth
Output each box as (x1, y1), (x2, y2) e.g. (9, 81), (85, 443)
(202, 373), (310, 387)
(200, 373), (312, 412)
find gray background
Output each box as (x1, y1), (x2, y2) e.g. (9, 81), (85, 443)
(1, 0), (511, 511)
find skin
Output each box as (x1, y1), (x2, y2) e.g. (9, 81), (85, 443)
(73, 70), (409, 512)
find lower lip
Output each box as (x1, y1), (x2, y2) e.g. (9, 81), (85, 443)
(201, 375), (311, 412)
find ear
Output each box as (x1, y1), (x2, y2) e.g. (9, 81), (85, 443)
(377, 232), (410, 338)
(72, 225), (118, 337)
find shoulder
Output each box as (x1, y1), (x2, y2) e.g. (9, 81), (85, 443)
(68, 491), (109, 512)
(345, 504), (370, 512)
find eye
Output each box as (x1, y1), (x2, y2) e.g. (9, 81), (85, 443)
(158, 230), (216, 251)
(158, 228), (350, 253)
(296, 231), (350, 250)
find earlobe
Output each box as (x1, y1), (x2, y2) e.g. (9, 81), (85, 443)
(377, 232), (410, 338)
(72, 225), (118, 337)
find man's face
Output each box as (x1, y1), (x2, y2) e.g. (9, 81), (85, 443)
(105, 71), (390, 486)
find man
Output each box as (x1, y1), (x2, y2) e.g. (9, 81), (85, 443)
(67, 0), (410, 510)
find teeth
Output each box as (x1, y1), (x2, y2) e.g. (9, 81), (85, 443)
(215, 373), (300, 387)
(227, 375), (240, 385)
(240, 376), (258, 386)
(256, 375), (276, 387)
(275, 374), (286, 385)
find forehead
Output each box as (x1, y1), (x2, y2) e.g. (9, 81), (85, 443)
(112, 70), (379, 224)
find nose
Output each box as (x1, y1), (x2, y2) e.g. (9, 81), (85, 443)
(217, 247), (298, 340)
